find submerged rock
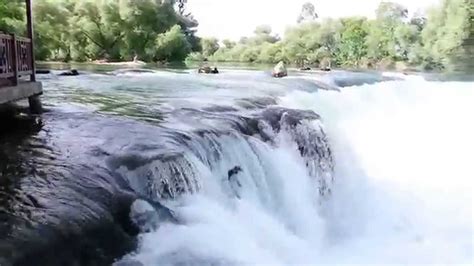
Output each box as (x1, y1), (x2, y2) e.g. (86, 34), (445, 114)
(272, 61), (287, 78)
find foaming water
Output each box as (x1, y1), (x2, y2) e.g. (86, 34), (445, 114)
(282, 78), (473, 264)
(123, 76), (473, 265)
(2, 69), (471, 265)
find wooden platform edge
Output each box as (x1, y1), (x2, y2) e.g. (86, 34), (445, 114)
(0, 82), (43, 105)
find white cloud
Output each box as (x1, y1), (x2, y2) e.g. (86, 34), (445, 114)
(188, 0), (440, 40)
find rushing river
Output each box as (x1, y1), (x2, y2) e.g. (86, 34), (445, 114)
(0, 68), (472, 265)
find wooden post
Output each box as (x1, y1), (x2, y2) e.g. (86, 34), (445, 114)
(25, 0), (36, 82)
(11, 34), (18, 86)
(28, 95), (42, 114)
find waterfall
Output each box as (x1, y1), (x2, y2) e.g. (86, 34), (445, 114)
(117, 76), (473, 265)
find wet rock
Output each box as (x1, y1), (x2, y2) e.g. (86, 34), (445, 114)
(58, 69), (79, 76)
(115, 194), (178, 237)
(109, 151), (200, 201)
(236, 96), (278, 110)
(300, 67), (311, 71)
(203, 105), (238, 113)
(258, 107), (320, 132)
(129, 199), (160, 233)
(319, 57), (332, 71)
(113, 258), (144, 266)
(198, 66), (219, 74)
(36, 69), (51, 74)
(272, 61), (287, 78)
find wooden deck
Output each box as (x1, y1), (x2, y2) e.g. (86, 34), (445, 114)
(0, 0), (41, 112)
(0, 32), (42, 110)
(0, 81), (42, 105)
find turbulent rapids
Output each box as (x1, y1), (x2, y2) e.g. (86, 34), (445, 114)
(0, 69), (472, 265)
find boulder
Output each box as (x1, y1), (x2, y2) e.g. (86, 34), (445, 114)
(272, 61), (287, 78)
(319, 57), (332, 71)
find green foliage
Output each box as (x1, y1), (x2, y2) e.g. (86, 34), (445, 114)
(421, 0), (473, 71)
(1, 0), (471, 71)
(2, 0), (197, 62)
(154, 25), (190, 61)
(222, 39), (236, 49)
(335, 17), (368, 67)
(200, 37), (219, 58)
(188, 0), (472, 72)
(0, 0), (24, 33)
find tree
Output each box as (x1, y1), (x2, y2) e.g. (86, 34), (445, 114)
(421, 0), (473, 71)
(366, 2), (409, 61)
(33, 0), (76, 61)
(222, 39), (236, 49)
(336, 17), (368, 66)
(252, 25), (279, 44)
(29, 0), (197, 62)
(297, 2), (318, 23)
(375, 1), (408, 22)
(184, 0), (470, 72)
(394, 23), (419, 61)
(154, 25), (190, 62)
(0, 0), (24, 33)
(201, 37), (219, 57)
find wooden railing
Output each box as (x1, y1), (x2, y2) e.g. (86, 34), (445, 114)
(0, 33), (35, 85)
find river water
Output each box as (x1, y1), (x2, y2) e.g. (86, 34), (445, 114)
(0, 68), (472, 265)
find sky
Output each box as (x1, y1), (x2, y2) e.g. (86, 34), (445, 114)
(188, 0), (441, 40)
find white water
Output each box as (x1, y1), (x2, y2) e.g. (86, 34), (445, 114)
(125, 77), (473, 265)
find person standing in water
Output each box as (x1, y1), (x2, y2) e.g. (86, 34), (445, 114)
(228, 166), (242, 198)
